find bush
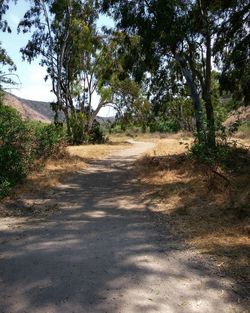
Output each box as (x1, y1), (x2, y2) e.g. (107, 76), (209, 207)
(69, 112), (87, 144)
(0, 104), (68, 198)
(189, 141), (233, 168)
(89, 121), (107, 144)
(0, 104), (34, 197)
(150, 118), (181, 133)
(33, 123), (67, 158)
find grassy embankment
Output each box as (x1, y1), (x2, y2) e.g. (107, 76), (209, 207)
(136, 132), (250, 294)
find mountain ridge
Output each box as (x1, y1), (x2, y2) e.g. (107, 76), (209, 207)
(4, 92), (54, 123)
(3, 92), (115, 124)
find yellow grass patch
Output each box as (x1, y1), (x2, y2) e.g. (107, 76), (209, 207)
(0, 137), (131, 219)
(2, 139), (130, 203)
(136, 135), (250, 282)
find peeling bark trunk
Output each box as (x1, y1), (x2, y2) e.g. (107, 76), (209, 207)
(62, 106), (71, 138)
(87, 101), (109, 133)
(175, 54), (205, 143)
(204, 32), (216, 148)
(197, 2), (216, 148)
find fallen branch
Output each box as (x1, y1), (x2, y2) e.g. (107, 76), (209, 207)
(210, 167), (231, 186)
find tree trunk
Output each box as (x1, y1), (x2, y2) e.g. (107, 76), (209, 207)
(87, 101), (108, 134)
(63, 107), (71, 138)
(204, 32), (216, 147)
(175, 54), (206, 143)
(197, 2), (216, 148)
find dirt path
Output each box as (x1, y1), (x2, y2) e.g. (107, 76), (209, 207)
(0, 141), (242, 313)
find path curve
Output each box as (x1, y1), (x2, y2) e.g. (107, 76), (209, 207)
(0, 141), (241, 313)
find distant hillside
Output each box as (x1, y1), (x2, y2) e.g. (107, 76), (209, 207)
(3, 92), (115, 124)
(224, 105), (250, 128)
(4, 93), (54, 123)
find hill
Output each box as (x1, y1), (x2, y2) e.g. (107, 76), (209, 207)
(3, 92), (115, 124)
(3, 92), (54, 123)
(224, 105), (250, 129)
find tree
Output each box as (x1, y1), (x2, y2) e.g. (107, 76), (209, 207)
(19, 0), (99, 140)
(0, 45), (17, 90)
(214, 0), (250, 107)
(101, 0), (249, 146)
(101, 0), (208, 143)
(0, 0), (17, 91)
(19, 0), (145, 143)
(184, 0), (217, 146)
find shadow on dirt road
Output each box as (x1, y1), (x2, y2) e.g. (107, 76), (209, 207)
(0, 142), (245, 313)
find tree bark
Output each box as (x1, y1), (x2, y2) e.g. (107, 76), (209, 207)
(175, 53), (205, 143)
(62, 107), (71, 138)
(204, 31), (216, 147)
(197, 1), (216, 148)
(87, 101), (110, 133)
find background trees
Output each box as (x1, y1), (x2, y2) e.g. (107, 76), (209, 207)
(0, 0), (249, 198)
(1, 0), (249, 144)
(101, 0), (209, 143)
(101, 0), (249, 146)
(18, 0), (147, 143)
(214, 0), (250, 108)
(0, 0), (17, 90)
(19, 0), (99, 142)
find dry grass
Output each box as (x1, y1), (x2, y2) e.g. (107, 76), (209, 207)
(0, 139), (130, 214)
(108, 132), (163, 143)
(136, 135), (250, 286)
(0, 137), (130, 219)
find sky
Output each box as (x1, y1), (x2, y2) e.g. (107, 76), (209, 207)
(0, 0), (115, 116)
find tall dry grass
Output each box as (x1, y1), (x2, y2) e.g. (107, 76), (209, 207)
(136, 136), (250, 286)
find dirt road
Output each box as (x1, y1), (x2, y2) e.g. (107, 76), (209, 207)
(0, 141), (242, 312)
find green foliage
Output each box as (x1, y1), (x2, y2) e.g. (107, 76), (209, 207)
(214, 104), (228, 130)
(109, 123), (124, 133)
(237, 120), (250, 137)
(150, 118), (181, 133)
(88, 121), (106, 144)
(215, 1), (250, 106)
(67, 113), (106, 144)
(224, 97), (242, 112)
(189, 141), (232, 169)
(32, 123), (67, 158)
(69, 112), (86, 145)
(211, 72), (228, 130)
(0, 104), (33, 197)
(0, 1), (18, 90)
(0, 103), (68, 198)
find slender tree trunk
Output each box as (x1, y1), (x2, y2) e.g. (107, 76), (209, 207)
(204, 32), (216, 147)
(63, 107), (71, 138)
(198, 2), (216, 147)
(175, 54), (206, 143)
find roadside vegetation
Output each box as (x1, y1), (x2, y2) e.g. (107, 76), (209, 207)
(0, 99), (67, 198)
(136, 134), (249, 294)
(0, 0), (249, 299)
(0, 92), (132, 199)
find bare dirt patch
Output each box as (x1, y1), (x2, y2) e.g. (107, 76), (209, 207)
(0, 140), (129, 218)
(0, 139), (243, 313)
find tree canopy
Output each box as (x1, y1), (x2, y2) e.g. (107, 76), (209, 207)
(0, 0), (249, 144)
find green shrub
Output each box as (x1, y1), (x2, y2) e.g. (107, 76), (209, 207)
(89, 121), (106, 144)
(237, 121), (250, 137)
(0, 104), (34, 197)
(69, 112), (86, 144)
(110, 123), (125, 133)
(214, 105), (228, 130)
(150, 118), (181, 133)
(34, 123), (67, 158)
(0, 103), (68, 198)
(189, 141), (232, 168)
